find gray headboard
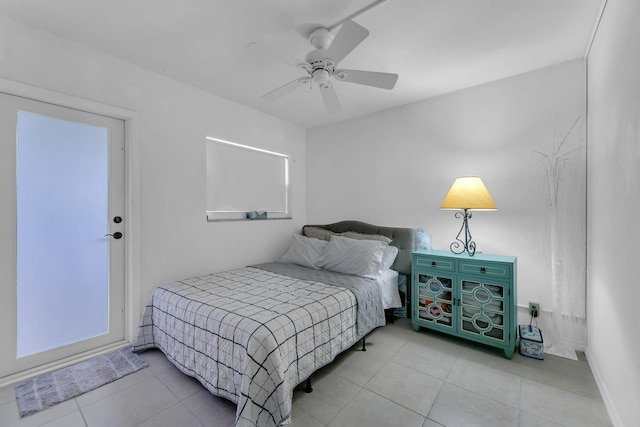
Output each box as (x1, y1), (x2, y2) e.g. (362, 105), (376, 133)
(302, 220), (416, 276)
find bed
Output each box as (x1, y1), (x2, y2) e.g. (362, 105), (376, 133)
(132, 221), (416, 427)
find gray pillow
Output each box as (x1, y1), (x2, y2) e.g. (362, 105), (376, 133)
(303, 226), (336, 241)
(342, 231), (392, 244)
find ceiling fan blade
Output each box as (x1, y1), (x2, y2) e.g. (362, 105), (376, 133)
(320, 84), (342, 113)
(261, 78), (308, 102)
(325, 20), (369, 65)
(336, 69), (398, 89)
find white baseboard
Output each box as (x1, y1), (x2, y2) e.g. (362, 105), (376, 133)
(585, 348), (623, 427)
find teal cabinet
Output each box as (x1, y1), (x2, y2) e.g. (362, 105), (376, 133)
(411, 250), (517, 359)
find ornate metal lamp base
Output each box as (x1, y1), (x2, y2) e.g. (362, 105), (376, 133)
(449, 209), (477, 256)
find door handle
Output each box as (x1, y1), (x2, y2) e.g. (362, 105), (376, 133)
(105, 232), (123, 239)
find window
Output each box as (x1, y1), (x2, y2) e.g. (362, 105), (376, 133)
(206, 137), (290, 221)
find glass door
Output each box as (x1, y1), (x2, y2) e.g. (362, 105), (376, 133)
(414, 272), (454, 331)
(0, 93), (125, 379)
(459, 279), (507, 343)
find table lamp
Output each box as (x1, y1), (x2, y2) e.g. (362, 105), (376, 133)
(440, 176), (497, 256)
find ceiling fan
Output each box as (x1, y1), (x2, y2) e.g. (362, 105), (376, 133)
(259, 19), (398, 113)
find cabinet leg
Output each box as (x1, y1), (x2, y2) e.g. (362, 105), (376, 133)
(504, 349), (514, 359)
(412, 323), (420, 332)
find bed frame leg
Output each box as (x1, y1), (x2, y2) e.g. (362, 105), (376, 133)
(385, 308), (395, 324)
(361, 335), (367, 351)
(304, 377), (313, 393)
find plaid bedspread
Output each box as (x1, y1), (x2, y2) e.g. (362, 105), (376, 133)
(132, 264), (384, 427)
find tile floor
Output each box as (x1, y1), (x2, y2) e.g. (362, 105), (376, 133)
(0, 318), (613, 427)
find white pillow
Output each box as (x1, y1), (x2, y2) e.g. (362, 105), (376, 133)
(380, 245), (399, 270)
(281, 233), (327, 269)
(318, 235), (387, 277)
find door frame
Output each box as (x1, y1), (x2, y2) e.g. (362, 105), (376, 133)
(0, 77), (141, 387)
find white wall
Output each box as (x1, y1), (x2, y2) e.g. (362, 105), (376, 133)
(0, 16), (307, 337)
(3, 9), (634, 423)
(587, 0), (640, 424)
(308, 59), (587, 344)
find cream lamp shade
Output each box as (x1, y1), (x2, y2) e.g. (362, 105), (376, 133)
(440, 177), (497, 211)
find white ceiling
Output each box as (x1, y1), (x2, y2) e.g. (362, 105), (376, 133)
(0, 0), (603, 128)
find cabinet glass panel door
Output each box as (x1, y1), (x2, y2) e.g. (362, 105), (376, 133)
(416, 273), (454, 330)
(459, 280), (506, 342)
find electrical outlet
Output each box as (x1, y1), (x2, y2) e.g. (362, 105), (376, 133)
(529, 302), (540, 318)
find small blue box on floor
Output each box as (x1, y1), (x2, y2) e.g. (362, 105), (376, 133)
(519, 325), (544, 360)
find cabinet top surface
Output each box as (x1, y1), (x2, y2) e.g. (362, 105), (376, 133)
(413, 249), (516, 263)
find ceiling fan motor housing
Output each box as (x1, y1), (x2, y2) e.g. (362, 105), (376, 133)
(308, 27), (334, 50)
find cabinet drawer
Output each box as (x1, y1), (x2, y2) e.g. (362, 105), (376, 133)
(458, 260), (510, 279)
(413, 255), (454, 272)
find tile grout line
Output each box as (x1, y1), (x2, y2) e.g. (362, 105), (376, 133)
(423, 352), (458, 426)
(74, 398), (89, 427)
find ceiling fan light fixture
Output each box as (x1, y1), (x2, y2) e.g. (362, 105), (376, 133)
(312, 68), (331, 88)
